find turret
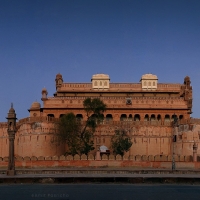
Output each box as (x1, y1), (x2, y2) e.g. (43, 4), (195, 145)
(41, 87), (48, 101)
(29, 101), (41, 117)
(55, 73), (63, 90)
(7, 103), (17, 132)
(6, 103), (17, 175)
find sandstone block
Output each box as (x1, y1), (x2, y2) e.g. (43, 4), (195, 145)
(148, 155), (154, 161)
(123, 154), (129, 160)
(160, 155), (167, 161)
(52, 156), (59, 161)
(101, 154), (108, 160)
(88, 154), (94, 160)
(81, 154), (87, 160)
(59, 155), (66, 160)
(116, 154), (122, 160)
(45, 156), (52, 161)
(135, 155), (141, 161)
(154, 155), (161, 161)
(3, 157), (8, 162)
(73, 154), (80, 160)
(179, 155), (185, 162)
(129, 155), (135, 161)
(66, 155), (73, 160)
(15, 156), (24, 161)
(109, 154), (115, 160)
(38, 156), (45, 161)
(24, 156), (31, 161)
(31, 156), (37, 161)
(142, 155), (148, 161)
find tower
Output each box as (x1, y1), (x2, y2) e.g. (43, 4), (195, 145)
(55, 73), (63, 90)
(6, 103), (17, 176)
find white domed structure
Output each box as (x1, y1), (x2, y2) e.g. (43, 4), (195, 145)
(140, 73), (158, 90)
(91, 74), (110, 89)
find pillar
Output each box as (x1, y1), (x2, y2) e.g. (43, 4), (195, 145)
(193, 142), (198, 162)
(6, 103), (17, 176)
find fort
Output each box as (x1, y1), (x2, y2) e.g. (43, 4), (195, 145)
(1, 73), (200, 168)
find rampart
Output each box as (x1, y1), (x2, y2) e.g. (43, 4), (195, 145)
(0, 154), (199, 169)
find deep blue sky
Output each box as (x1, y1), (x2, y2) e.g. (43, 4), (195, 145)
(0, 0), (200, 122)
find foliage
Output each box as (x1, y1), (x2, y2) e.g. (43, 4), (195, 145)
(53, 98), (107, 155)
(111, 128), (132, 156)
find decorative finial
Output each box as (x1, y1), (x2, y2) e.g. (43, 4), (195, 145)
(11, 103), (13, 108)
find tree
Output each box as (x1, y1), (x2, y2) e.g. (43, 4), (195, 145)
(111, 127), (132, 156)
(54, 98), (107, 155)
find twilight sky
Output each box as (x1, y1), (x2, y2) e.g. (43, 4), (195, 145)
(0, 0), (200, 122)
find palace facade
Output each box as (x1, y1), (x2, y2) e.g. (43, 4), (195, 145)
(0, 73), (199, 159)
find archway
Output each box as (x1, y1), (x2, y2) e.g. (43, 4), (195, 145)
(120, 114), (127, 121)
(134, 114), (140, 121)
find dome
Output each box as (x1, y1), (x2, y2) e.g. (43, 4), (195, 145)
(56, 73), (62, 79)
(92, 74), (110, 80)
(41, 87), (48, 94)
(141, 74), (158, 80)
(30, 101), (41, 109)
(8, 103), (15, 113)
(184, 76), (190, 81)
(9, 107), (15, 113)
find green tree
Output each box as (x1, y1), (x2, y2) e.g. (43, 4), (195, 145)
(54, 98), (106, 155)
(111, 128), (132, 156)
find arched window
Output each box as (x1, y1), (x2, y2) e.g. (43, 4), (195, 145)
(47, 114), (54, 121)
(76, 114), (83, 121)
(148, 82), (151, 86)
(151, 114), (156, 121)
(128, 114), (133, 121)
(144, 81), (147, 86)
(106, 114), (113, 121)
(179, 115), (184, 120)
(157, 114), (161, 121)
(171, 114), (178, 122)
(144, 114), (149, 121)
(100, 81), (102, 86)
(120, 114), (127, 121)
(153, 82), (155, 86)
(134, 114), (140, 121)
(94, 81), (97, 86)
(59, 114), (65, 118)
(164, 114), (170, 122)
(104, 81), (107, 86)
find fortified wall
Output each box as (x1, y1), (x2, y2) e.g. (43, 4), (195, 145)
(1, 118), (200, 158)
(0, 73), (198, 163)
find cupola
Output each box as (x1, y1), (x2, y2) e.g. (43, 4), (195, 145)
(41, 87), (48, 101)
(140, 73), (158, 90)
(91, 74), (110, 89)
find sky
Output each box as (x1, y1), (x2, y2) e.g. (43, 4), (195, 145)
(0, 0), (200, 122)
